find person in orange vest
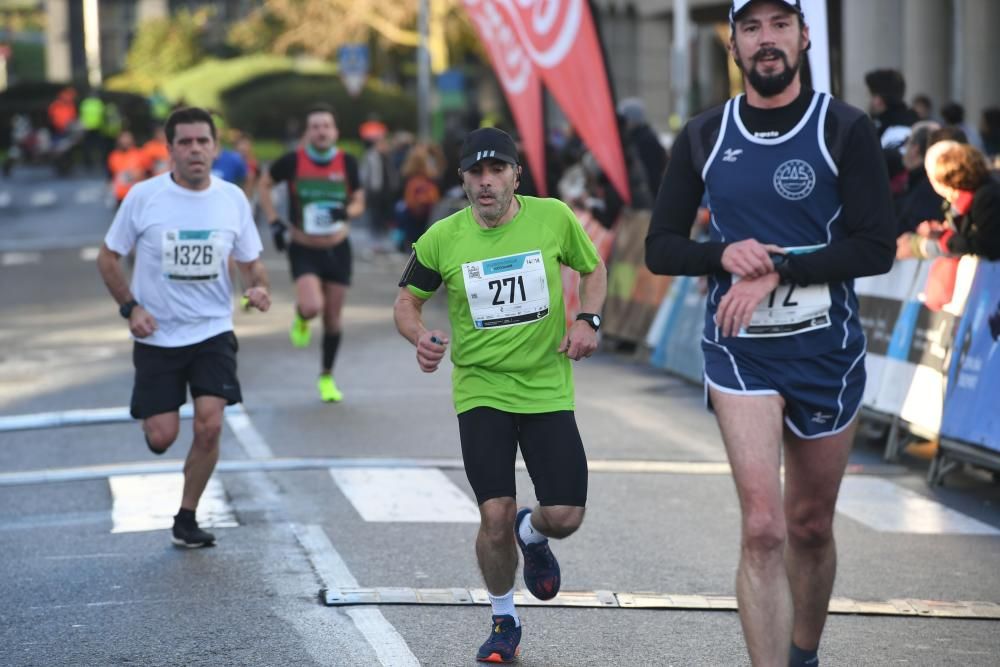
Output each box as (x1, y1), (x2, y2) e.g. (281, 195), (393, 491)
(108, 131), (148, 207)
(48, 87), (78, 137)
(142, 124), (171, 177)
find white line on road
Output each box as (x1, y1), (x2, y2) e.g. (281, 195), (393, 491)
(74, 186), (104, 205)
(837, 477), (1000, 535)
(331, 467), (480, 523)
(79, 246), (100, 261)
(294, 524), (420, 666)
(0, 404), (198, 432)
(224, 403), (273, 459)
(109, 473), (238, 533)
(29, 190), (57, 207)
(0, 191), (11, 207)
(1, 251), (42, 266)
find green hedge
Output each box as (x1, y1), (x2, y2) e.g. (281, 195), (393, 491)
(154, 54), (339, 112)
(220, 71), (416, 142)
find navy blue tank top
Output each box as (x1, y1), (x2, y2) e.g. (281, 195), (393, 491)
(702, 91), (863, 358)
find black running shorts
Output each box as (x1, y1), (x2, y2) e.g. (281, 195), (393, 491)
(130, 331), (242, 419)
(289, 240), (352, 285)
(457, 407), (588, 507)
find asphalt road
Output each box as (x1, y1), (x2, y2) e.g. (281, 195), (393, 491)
(1, 168), (999, 666)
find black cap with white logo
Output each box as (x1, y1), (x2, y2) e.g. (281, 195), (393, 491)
(459, 127), (519, 172)
(730, 0), (802, 23)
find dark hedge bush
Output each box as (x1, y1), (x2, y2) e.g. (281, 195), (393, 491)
(221, 72), (417, 141)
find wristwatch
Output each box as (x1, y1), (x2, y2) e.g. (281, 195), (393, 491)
(119, 299), (139, 319)
(576, 312), (601, 331)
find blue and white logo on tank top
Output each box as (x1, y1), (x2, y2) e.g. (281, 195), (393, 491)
(773, 159), (816, 201)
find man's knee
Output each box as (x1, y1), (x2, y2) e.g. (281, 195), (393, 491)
(193, 412), (223, 446)
(787, 506), (835, 550)
(742, 509), (787, 557)
(479, 499), (516, 544)
(144, 418), (179, 452)
(537, 505), (585, 538)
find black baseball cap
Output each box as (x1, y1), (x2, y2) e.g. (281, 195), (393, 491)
(730, 0), (802, 23)
(459, 127), (519, 171)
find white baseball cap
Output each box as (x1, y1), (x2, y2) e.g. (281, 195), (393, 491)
(730, 0), (803, 23)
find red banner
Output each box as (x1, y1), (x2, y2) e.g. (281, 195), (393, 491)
(464, 0), (548, 196)
(464, 0), (630, 204)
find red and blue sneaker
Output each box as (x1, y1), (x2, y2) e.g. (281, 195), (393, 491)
(476, 614), (521, 663)
(514, 507), (561, 600)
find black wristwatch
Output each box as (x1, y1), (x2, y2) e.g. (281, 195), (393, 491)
(119, 299), (139, 319)
(769, 253), (792, 284)
(576, 312), (601, 331)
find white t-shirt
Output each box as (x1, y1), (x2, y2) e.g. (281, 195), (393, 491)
(104, 172), (263, 347)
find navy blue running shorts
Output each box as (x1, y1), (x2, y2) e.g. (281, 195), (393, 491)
(701, 337), (867, 439)
(457, 407), (588, 507)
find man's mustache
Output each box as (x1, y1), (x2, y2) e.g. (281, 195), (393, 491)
(752, 47), (788, 65)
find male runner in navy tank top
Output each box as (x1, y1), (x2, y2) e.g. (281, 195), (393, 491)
(645, 2), (894, 665)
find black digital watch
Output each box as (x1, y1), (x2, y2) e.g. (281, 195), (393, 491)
(119, 299), (139, 319)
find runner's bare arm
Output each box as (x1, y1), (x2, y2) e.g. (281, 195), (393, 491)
(257, 170), (279, 222)
(577, 257), (608, 315)
(96, 244), (133, 306)
(96, 243), (157, 337)
(559, 258), (607, 360)
(236, 258), (271, 312)
(394, 287), (449, 373)
(346, 188), (365, 220)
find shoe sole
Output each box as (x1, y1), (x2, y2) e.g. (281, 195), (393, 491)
(171, 537), (215, 548)
(476, 647), (520, 663)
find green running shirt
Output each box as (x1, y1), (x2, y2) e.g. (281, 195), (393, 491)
(408, 195), (600, 415)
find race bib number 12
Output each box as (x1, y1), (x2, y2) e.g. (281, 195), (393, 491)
(737, 244), (832, 338)
(463, 250), (549, 329)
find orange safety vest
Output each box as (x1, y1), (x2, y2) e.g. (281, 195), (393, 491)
(108, 148), (148, 201)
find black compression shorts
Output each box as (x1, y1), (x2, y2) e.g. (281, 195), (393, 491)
(457, 407), (588, 507)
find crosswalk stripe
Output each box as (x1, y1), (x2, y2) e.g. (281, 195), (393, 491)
(330, 467), (480, 523)
(837, 477), (1000, 535)
(29, 190), (57, 207)
(79, 246), (100, 261)
(1, 252), (42, 266)
(108, 473), (238, 534)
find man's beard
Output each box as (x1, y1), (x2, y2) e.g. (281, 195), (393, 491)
(465, 183), (515, 226)
(737, 46), (800, 98)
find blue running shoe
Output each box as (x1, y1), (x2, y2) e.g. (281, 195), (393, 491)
(514, 507), (561, 600)
(476, 614), (521, 663)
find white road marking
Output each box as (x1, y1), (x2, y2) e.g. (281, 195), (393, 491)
(74, 186), (103, 204)
(837, 478), (1000, 535)
(79, 246), (100, 261)
(0, 404), (198, 432)
(1, 251), (42, 266)
(330, 467), (480, 523)
(109, 473), (238, 534)
(29, 190), (57, 207)
(294, 524), (420, 666)
(0, 191), (11, 207)
(224, 403), (273, 459)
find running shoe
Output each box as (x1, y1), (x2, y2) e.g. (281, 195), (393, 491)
(515, 507), (560, 600)
(289, 314), (311, 348)
(476, 615), (521, 663)
(317, 375), (343, 403)
(171, 516), (216, 548)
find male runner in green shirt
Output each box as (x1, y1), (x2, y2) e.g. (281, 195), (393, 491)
(394, 127), (607, 663)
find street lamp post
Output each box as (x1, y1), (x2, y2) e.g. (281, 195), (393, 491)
(417, 0), (432, 141)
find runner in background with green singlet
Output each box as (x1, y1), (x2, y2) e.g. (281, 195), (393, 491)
(394, 127), (608, 663)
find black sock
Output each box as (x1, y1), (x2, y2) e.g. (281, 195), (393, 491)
(789, 643), (819, 667)
(322, 332), (341, 373)
(175, 508), (196, 525)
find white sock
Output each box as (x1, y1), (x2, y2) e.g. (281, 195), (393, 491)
(518, 510), (548, 545)
(488, 589), (519, 626)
